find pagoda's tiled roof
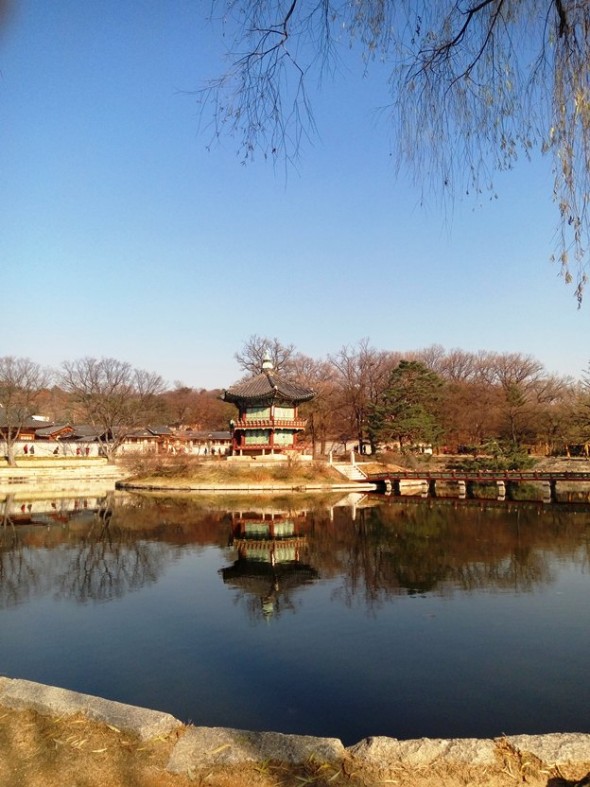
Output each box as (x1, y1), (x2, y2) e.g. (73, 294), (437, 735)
(222, 370), (314, 405)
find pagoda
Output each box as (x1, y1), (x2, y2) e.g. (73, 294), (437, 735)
(222, 355), (314, 456)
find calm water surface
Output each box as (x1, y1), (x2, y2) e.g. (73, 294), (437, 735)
(1, 491), (589, 744)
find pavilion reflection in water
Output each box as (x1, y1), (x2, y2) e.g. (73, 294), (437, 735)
(220, 509), (318, 619)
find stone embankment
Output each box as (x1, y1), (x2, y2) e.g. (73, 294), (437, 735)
(0, 458), (124, 495)
(118, 480), (377, 493)
(1, 677), (589, 786)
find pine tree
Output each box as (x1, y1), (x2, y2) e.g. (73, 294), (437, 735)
(367, 360), (444, 452)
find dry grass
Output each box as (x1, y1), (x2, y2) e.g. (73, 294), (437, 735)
(2, 706), (590, 787)
(0, 707), (191, 787)
(119, 456), (345, 487)
(0, 707), (363, 787)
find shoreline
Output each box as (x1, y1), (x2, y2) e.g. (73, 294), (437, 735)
(1, 676), (589, 786)
(0, 458), (380, 496)
(117, 480), (378, 492)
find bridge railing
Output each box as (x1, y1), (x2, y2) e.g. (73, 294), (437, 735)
(367, 470), (590, 482)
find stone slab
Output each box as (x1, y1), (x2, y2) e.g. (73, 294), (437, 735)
(505, 733), (590, 765)
(0, 678), (182, 741)
(348, 734), (590, 771)
(167, 725), (345, 772)
(347, 736), (498, 767)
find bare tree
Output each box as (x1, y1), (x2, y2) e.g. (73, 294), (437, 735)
(0, 357), (51, 466)
(528, 373), (577, 455)
(414, 344), (448, 376)
(159, 383), (233, 429)
(234, 335), (297, 376)
(61, 358), (166, 462)
(572, 362), (590, 454)
(329, 339), (398, 451)
(484, 352), (546, 446)
(291, 353), (338, 454)
(437, 348), (478, 382)
(203, 1), (590, 301)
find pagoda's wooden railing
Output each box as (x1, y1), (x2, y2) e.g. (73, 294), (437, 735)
(234, 443), (296, 450)
(232, 418), (307, 429)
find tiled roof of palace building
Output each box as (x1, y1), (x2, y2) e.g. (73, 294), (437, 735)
(222, 356), (315, 406)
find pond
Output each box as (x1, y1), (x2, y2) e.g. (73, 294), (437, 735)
(1, 490), (589, 745)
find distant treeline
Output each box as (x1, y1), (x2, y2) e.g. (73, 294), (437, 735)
(2, 339), (590, 459)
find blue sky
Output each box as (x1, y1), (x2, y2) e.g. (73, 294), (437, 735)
(1, 0), (588, 389)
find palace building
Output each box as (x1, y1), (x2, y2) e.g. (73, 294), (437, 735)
(221, 355), (314, 456)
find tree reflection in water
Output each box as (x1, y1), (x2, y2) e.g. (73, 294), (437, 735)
(0, 493), (171, 606)
(0, 494), (47, 608)
(54, 502), (169, 603)
(303, 499), (590, 614)
(2, 492), (590, 614)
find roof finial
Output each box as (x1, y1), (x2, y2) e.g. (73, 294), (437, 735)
(262, 351), (273, 372)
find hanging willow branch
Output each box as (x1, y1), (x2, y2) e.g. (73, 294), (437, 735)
(202, 1), (590, 302)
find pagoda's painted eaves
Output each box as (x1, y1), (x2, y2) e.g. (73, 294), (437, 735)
(222, 370), (314, 406)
